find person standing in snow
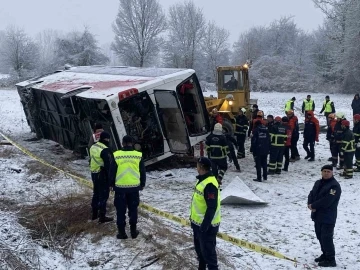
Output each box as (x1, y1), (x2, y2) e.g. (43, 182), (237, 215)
(190, 157), (220, 270)
(235, 108), (249, 159)
(112, 135), (146, 239)
(303, 111), (320, 162)
(353, 114), (360, 172)
(281, 116), (292, 172)
(284, 97), (296, 114)
(268, 116), (287, 175)
(88, 123), (104, 149)
(302, 94), (315, 116)
(332, 113), (346, 168)
(320, 96), (335, 126)
(326, 114), (337, 163)
(308, 165), (341, 267)
(340, 120), (355, 179)
(286, 110), (301, 162)
(89, 131), (115, 223)
(210, 108), (223, 132)
(351, 94), (360, 116)
(224, 132), (241, 172)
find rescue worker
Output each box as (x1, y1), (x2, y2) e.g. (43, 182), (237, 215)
(326, 114), (337, 163)
(224, 132), (241, 172)
(89, 131), (114, 223)
(302, 95), (315, 115)
(266, 115), (274, 133)
(320, 96), (335, 126)
(268, 116), (287, 175)
(112, 135), (146, 239)
(287, 110), (301, 161)
(303, 111), (320, 162)
(88, 123), (104, 149)
(250, 104), (259, 121)
(251, 120), (271, 182)
(284, 97), (296, 113)
(235, 108), (248, 159)
(210, 108), (223, 132)
(282, 116), (292, 172)
(353, 114), (360, 171)
(205, 123), (229, 185)
(340, 120), (355, 179)
(332, 113), (345, 168)
(190, 157), (221, 270)
(248, 110), (264, 137)
(308, 165), (341, 267)
(351, 94), (360, 115)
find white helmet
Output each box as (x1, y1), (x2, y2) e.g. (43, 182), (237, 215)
(335, 112), (345, 119)
(241, 108), (246, 113)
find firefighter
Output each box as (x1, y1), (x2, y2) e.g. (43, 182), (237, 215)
(205, 123), (229, 185)
(286, 110), (301, 161)
(353, 114), (360, 171)
(89, 131), (115, 223)
(284, 97), (296, 113)
(302, 95), (315, 115)
(224, 132), (241, 172)
(268, 116), (287, 175)
(340, 120), (355, 179)
(248, 110), (264, 137)
(251, 120), (271, 182)
(235, 108), (249, 159)
(210, 108), (223, 132)
(112, 135), (146, 239)
(281, 116), (292, 172)
(303, 111), (320, 162)
(320, 96), (335, 126)
(88, 123), (104, 149)
(190, 157), (221, 270)
(326, 114), (337, 163)
(332, 112), (345, 168)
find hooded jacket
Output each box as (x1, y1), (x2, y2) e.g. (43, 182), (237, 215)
(304, 111), (320, 141)
(351, 94), (360, 115)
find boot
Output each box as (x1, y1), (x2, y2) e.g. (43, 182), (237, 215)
(327, 157), (332, 162)
(354, 167), (360, 172)
(116, 228), (128, 239)
(314, 254), (325, 262)
(98, 215), (114, 223)
(295, 156), (301, 161)
(130, 225), (139, 239)
(275, 169), (281, 174)
(253, 178), (262, 182)
(282, 168), (288, 171)
(308, 158), (315, 162)
(91, 209), (98, 221)
(304, 155), (310, 159)
(318, 258), (336, 267)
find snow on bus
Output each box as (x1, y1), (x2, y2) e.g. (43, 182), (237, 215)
(16, 66), (211, 165)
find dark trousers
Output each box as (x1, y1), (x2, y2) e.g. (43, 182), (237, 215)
(91, 172), (110, 216)
(283, 146), (290, 170)
(332, 143), (344, 166)
(290, 136), (300, 159)
(255, 154), (268, 180)
(269, 146), (284, 172)
(303, 139), (315, 158)
(192, 224), (219, 270)
(344, 152), (354, 177)
(355, 147), (360, 168)
(114, 191), (140, 229)
(211, 158), (227, 182)
(325, 112), (330, 126)
(314, 222), (335, 260)
(236, 134), (246, 158)
(228, 148), (240, 170)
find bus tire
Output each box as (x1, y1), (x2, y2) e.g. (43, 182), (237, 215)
(222, 118), (234, 136)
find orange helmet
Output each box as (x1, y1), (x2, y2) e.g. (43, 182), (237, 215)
(341, 120), (350, 127)
(354, 114), (360, 121)
(257, 110), (264, 117)
(328, 113), (335, 119)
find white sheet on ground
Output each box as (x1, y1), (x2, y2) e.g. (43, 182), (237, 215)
(221, 176), (268, 205)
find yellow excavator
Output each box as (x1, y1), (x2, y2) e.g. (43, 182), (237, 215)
(205, 63), (257, 135)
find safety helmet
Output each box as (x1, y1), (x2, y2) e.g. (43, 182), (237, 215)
(354, 114), (360, 121)
(274, 116), (282, 122)
(341, 120), (350, 127)
(212, 108), (218, 114)
(286, 110), (294, 115)
(240, 108), (246, 113)
(257, 110), (264, 117)
(335, 112), (345, 119)
(328, 113), (335, 119)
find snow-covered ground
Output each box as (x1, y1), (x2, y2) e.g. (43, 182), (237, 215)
(0, 74), (10, 79)
(1, 88), (360, 269)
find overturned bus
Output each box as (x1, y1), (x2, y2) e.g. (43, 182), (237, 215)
(16, 66), (210, 165)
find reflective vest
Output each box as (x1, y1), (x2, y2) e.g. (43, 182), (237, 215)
(303, 99), (314, 111)
(323, 101), (333, 113)
(285, 100), (294, 112)
(89, 142), (108, 173)
(114, 150), (142, 188)
(190, 176), (221, 227)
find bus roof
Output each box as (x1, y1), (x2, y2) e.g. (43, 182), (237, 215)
(16, 66), (194, 99)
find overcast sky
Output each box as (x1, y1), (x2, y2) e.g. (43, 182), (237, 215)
(0, 0), (325, 45)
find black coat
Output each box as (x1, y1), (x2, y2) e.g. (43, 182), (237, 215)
(351, 96), (360, 115)
(251, 125), (271, 156)
(308, 177), (341, 224)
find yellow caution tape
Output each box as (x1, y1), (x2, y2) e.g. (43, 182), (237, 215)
(0, 131), (297, 266)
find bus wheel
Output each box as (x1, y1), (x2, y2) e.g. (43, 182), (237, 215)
(222, 118), (234, 136)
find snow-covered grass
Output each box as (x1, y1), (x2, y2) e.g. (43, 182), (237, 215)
(1, 89), (360, 269)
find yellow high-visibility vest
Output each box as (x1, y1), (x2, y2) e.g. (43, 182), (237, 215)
(114, 150), (142, 188)
(303, 99), (314, 111)
(323, 101), (333, 113)
(89, 142), (107, 172)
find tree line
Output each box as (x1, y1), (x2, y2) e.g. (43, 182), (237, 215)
(0, 0), (358, 93)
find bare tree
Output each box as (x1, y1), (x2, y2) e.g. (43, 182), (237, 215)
(0, 26), (39, 79)
(164, 1), (206, 69)
(112, 0), (166, 67)
(201, 21), (230, 81)
(35, 29), (62, 73)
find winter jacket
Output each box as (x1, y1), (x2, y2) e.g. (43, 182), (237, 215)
(235, 115), (249, 135)
(308, 177), (341, 224)
(326, 119), (337, 141)
(341, 128), (355, 153)
(251, 125), (271, 156)
(320, 100), (335, 114)
(284, 124), (292, 147)
(333, 120), (345, 143)
(210, 114), (223, 132)
(302, 99), (315, 113)
(270, 122), (287, 147)
(288, 115), (299, 138)
(351, 94), (360, 115)
(248, 116), (263, 136)
(303, 112), (320, 142)
(224, 133), (238, 152)
(205, 133), (229, 159)
(353, 122), (360, 144)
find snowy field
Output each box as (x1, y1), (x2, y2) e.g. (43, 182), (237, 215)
(1, 89), (360, 270)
